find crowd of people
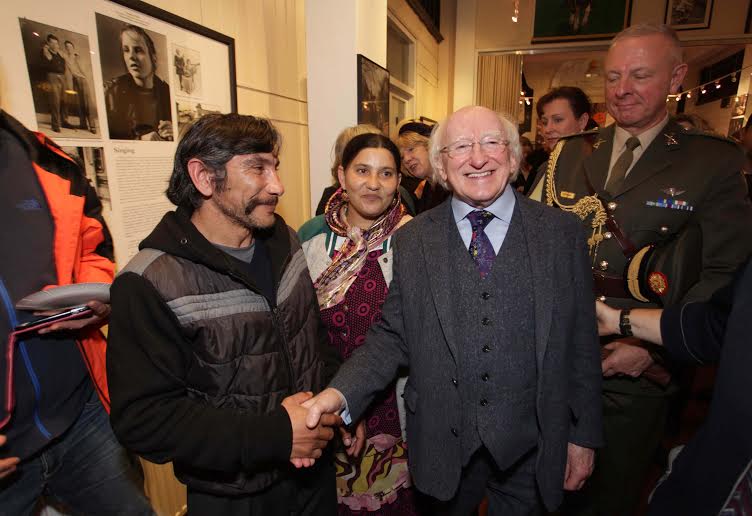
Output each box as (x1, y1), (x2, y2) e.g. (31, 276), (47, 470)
(1, 21), (751, 516)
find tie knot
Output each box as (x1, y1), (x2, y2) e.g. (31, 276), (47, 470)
(625, 136), (640, 151)
(467, 210), (494, 230)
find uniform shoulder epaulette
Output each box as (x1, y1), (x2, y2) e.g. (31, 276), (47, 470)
(560, 128), (600, 141)
(677, 128), (738, 146)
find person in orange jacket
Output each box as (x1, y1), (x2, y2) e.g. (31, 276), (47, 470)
(0, 110), (152, 514)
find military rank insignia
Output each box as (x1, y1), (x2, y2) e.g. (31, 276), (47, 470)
(646, 198), (694, 211)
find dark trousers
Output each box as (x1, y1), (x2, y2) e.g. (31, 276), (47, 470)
(562, 389), (669, 516)
(187, 458), (336, 516)
(0, 392), (153, 515)
(425, 447), (541, 516)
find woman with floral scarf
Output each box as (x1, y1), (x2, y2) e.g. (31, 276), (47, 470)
(298, 133), (418, 515)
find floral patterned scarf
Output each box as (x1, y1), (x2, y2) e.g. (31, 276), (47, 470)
(315, 187), (405, 310)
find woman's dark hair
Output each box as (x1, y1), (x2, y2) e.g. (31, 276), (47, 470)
(536, 86), (593, 121)
(341, 133), (401, 173)
(166, 113), (281, 209)
(120, 25), (158, 71)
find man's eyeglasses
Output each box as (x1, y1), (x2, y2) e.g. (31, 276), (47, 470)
(440, 137), (509, 159)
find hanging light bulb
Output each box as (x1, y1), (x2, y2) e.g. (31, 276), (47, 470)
(715, 81), (721, 89)
(686, 91), (692, 99)
(525, 98), (531, 105)
(519, 99), (524, 105)
(701, 86), (707, 94)
(731, 74), (737, 83)
(512, 0), (520, 22)
(675, 94), (681, 101)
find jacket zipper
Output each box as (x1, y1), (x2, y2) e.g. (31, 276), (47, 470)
(0, 277), (52, 438)
(229, 251), (297, 393)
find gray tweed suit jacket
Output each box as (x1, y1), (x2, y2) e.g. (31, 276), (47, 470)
(329, 193), (603, 511)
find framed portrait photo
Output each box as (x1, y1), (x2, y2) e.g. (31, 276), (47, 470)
(665, 0), (714, 31)
(532, 0), (632, 43)
(357, 54), (390, 136)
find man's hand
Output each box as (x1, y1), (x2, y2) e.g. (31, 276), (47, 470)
(302, 388), (347, 429)
(37, 300), (111, 334)
(282, 392), (342, 468)
(157, 120), (173, 141)
(595, 300), (620, 336)
(601, 338), (654, 378)
(340, 420), (366, 458)
(563, 443), (594, 491)
(0, 435), (20, 480)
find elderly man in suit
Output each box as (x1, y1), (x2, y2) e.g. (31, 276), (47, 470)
(533, 23), (752, 516)
(302, 105), (603, 515)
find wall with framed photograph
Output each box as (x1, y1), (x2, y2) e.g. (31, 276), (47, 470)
(357, 54), (390, 136)
(532, 0), (632, 43)
(2, 0), (236, 265)
(666, 0), (714, 30)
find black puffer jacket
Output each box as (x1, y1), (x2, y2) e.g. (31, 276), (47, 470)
(107, 207), (339, 495)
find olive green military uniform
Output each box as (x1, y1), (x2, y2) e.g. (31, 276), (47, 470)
(535, 119), (752, 516)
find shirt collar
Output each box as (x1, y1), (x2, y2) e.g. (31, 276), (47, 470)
(614, 114), (669, 152)
(452, 183), (516, 225)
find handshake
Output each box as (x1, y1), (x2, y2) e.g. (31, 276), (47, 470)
(281, 388), (363, 469)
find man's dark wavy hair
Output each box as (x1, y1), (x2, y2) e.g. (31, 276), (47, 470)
(166, 113), (281, 209)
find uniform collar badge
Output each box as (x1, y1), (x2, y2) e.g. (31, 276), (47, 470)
(664, 133), (679, 146)
(592, 138), (607, 149)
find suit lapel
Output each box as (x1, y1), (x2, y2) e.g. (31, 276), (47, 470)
(421, 200), (458, 361)
(614, 121), (678, 197)
(583, 125), (615, 194)
(517, 195), (553, 373)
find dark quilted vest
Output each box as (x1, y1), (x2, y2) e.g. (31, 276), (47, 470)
(127, 234), (326, 495)
(449, 205), (538, 469)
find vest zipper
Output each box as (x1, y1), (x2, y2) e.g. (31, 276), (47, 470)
(0, 276), (52, 438)
(228, 264), (297, 394)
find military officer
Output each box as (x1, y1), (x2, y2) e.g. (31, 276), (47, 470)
(534, 23), (752, 516)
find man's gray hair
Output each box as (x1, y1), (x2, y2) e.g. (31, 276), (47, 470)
(611, 23), (683, 66)
(428, 109), (521, 190)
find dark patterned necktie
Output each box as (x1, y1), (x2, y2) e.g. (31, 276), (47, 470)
(467, 210), (495, 278)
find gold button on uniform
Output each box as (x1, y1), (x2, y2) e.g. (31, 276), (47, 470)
(604, 231), (613, 240)
(599, 260), (609, 271)
(660, 226), (669, 234)
(607, 202), (617, 212)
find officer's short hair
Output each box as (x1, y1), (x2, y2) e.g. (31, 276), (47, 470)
(611, 23), (683, 66)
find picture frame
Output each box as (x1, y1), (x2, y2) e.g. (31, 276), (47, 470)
(4, 0), (237, 264)
(108, 0), (237, 113)
(728, 116), (744, 140)
(357, 54), (390, 136)
(532, 0), (632, 43)
(665, 0), (714, 31)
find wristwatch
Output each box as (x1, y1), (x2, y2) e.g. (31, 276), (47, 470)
(619, 309), (633, 337)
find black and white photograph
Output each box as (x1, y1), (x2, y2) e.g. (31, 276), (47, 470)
(357, 54), (389, 136)
(61, 146), (111, 214)
(175, 100), (220, 135)
(666, 0), (714, 30)
(173, 44), (202, 97)
(96, 13), (173, 141)
(18, 18), (100, 138)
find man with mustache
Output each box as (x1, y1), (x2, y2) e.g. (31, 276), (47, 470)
(107, 114), (343, 515)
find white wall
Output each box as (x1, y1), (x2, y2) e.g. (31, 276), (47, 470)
(306, 0), (387, 217)
(145, 0), (312, 229)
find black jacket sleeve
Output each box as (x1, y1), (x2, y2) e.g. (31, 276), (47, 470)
(107, 272), (293, 472)
(661, 261), (743, 364)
